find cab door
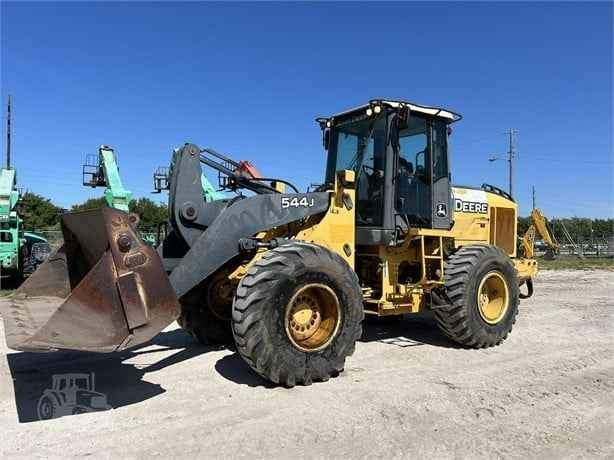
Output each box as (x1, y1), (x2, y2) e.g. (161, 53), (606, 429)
(430, 120), (453, 229)
(395, 115), (431, 226)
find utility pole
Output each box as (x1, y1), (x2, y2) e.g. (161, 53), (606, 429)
(5, 95), (11, 169)
(488, 128), (518, 198)
(532, 185), (536, 210)
(507, 128), (518, 198)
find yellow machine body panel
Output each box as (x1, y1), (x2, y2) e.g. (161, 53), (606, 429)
(295, 171), (356, 269)
(411, 187), (517, 255)
(257, 180), (540, 318)
(354, 185), (538, 316)
(453, 187), (517, 256)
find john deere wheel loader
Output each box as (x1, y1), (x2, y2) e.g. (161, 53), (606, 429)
(1, 99), (541, 387)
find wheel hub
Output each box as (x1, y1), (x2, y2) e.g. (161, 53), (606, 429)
(477, 271), (510, 324)
(40, 402), (51, 417)
(288, 294), (322, 341)
(207, 272), (236, 321)
(285, 284), (340, 352)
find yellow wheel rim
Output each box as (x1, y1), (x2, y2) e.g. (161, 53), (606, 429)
(284, 283), (341, 352)
(477, 271), (510, 324)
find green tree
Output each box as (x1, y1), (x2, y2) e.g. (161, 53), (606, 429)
(70, 197), (107, 212)
(519, 215), (614, 244)
(19, 192), (62, 229)
(593, 218), (614, 239)
(70, 196), (167, 231)
(517, 216), (530, 236)
(129, 197), (168, 231)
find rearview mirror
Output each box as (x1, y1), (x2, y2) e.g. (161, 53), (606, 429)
(398, 105), (410, 129)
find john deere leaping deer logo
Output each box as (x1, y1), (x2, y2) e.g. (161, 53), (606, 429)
(37, 373), (111, 420)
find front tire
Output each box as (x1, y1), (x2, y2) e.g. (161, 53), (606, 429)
(435, 245), (519, 348)
(37, 394), (59, 420)
(231, 242), (364, 387)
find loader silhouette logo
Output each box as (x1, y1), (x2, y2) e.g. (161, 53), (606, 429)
(436, 203), (447, 217)
(37, 373), (111, 420)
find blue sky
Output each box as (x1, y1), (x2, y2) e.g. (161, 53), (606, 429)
(1, 1), (612, 218)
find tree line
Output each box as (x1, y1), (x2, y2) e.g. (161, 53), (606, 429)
(516, 216), (612, 244)
(19, 192), (167, 232)
(17, 191), (614, 243)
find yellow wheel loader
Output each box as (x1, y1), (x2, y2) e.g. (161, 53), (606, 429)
(1, 99), (542, 387)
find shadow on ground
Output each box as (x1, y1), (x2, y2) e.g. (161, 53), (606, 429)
(214, 353), (273, 388)
(6, 329), (218, 423)
(7, 314), (457, 420)
(361, 313), (459, 349)
(214, 313), (458, 388)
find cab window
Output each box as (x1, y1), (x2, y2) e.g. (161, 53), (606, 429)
(432, 121), (448, 181)
(326, 114), (386, 226)
(395, 116), (431, 224)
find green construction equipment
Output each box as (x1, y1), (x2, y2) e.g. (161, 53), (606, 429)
(201, 173), (225, 202)
(82, 145), (160, 243)
(0, 96), (51, 285)
(85, 146), (223, 212)
(82, 146), (132, 212)
(84, 145), (225, 246)
(0, 166), (21, 281)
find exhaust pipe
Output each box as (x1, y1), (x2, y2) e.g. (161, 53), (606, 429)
(1, 208), (180, 352)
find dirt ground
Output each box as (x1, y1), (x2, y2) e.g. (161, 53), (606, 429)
(0, 269), (612, 459)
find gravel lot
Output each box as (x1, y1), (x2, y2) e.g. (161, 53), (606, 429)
(1, 269), (612, 459)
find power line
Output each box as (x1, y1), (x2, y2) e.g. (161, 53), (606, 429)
(526, 156), (612, 165)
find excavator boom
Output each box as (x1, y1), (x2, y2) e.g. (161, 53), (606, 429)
(522, 208), (559, 259)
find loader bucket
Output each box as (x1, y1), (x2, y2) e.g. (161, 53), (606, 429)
(1, 208), (180, 353)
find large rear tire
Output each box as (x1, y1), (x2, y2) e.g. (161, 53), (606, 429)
(435, 245), (519, 348)
(231, 242), (364, 387)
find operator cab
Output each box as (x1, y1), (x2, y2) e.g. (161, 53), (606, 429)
(318, 99), (462, 245)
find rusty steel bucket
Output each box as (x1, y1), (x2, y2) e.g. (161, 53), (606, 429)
(1, 208), (180, 352)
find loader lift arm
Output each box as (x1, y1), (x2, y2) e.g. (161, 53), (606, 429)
(165, 143), (303, 248)
(83, 146), (132, 212)
(521, 208), (559, 259)
(199, 147), (299, 194)
(153, 164), (226, 203)
(153, 146), (298, 199)
(160, 144), (327, 296)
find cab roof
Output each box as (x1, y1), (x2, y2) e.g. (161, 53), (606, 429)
(317, 99), (462, 126)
